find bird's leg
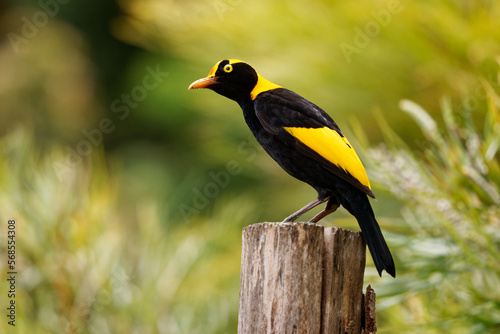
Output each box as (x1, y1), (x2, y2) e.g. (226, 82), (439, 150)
(310, 196), (340, 223)
(309, 202), (340, 224)
(282, 198), (327, 223)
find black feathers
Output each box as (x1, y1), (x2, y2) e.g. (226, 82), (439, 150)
(189, 59), (395, 277)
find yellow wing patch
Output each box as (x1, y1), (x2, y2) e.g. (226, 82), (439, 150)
(284, 126), (371, 189)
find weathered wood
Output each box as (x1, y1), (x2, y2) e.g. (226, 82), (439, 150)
(238, 223), (373, 334)
(362, 285), (377, 334)
(238, 222), (324, 334)
(321, 227), (366, 334)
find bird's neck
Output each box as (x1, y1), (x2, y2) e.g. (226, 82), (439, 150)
(241, 100), (261, 135)
(250, 74), (281, 100)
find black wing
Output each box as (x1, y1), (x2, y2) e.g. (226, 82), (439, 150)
(254, 88), (374, 198)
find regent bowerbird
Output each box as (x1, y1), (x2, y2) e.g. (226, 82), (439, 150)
(188, 59), (395, 277)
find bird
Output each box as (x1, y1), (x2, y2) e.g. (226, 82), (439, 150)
(188, 59), (395, 277)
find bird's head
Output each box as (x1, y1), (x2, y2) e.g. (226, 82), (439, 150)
(188, 59), (280, 105)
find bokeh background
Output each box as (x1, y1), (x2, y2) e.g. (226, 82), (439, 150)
(1, 0), (500, 333)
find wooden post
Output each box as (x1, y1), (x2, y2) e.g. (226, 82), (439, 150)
(238, 222), (376, 334)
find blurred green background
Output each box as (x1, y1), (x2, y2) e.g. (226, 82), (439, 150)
(1, 0), (499, 333)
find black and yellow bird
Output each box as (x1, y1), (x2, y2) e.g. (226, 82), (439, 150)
(189, 59), (395, 277)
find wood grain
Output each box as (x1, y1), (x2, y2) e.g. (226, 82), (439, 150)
(238, 223), (373, 334)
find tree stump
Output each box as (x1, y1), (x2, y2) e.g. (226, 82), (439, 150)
(238, 222), (376, 334)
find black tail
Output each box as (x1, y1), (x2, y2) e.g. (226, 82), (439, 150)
(341, 192), (396, 277)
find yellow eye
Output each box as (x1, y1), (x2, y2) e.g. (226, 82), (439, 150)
(223, 64), (233, 73)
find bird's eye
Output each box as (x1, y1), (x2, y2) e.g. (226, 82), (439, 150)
(223, 64), (233, 73)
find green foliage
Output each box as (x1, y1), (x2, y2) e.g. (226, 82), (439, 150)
(365, 84), (500, 333)
(0, 128), (249, 333)
(2, 0), (500, 332)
